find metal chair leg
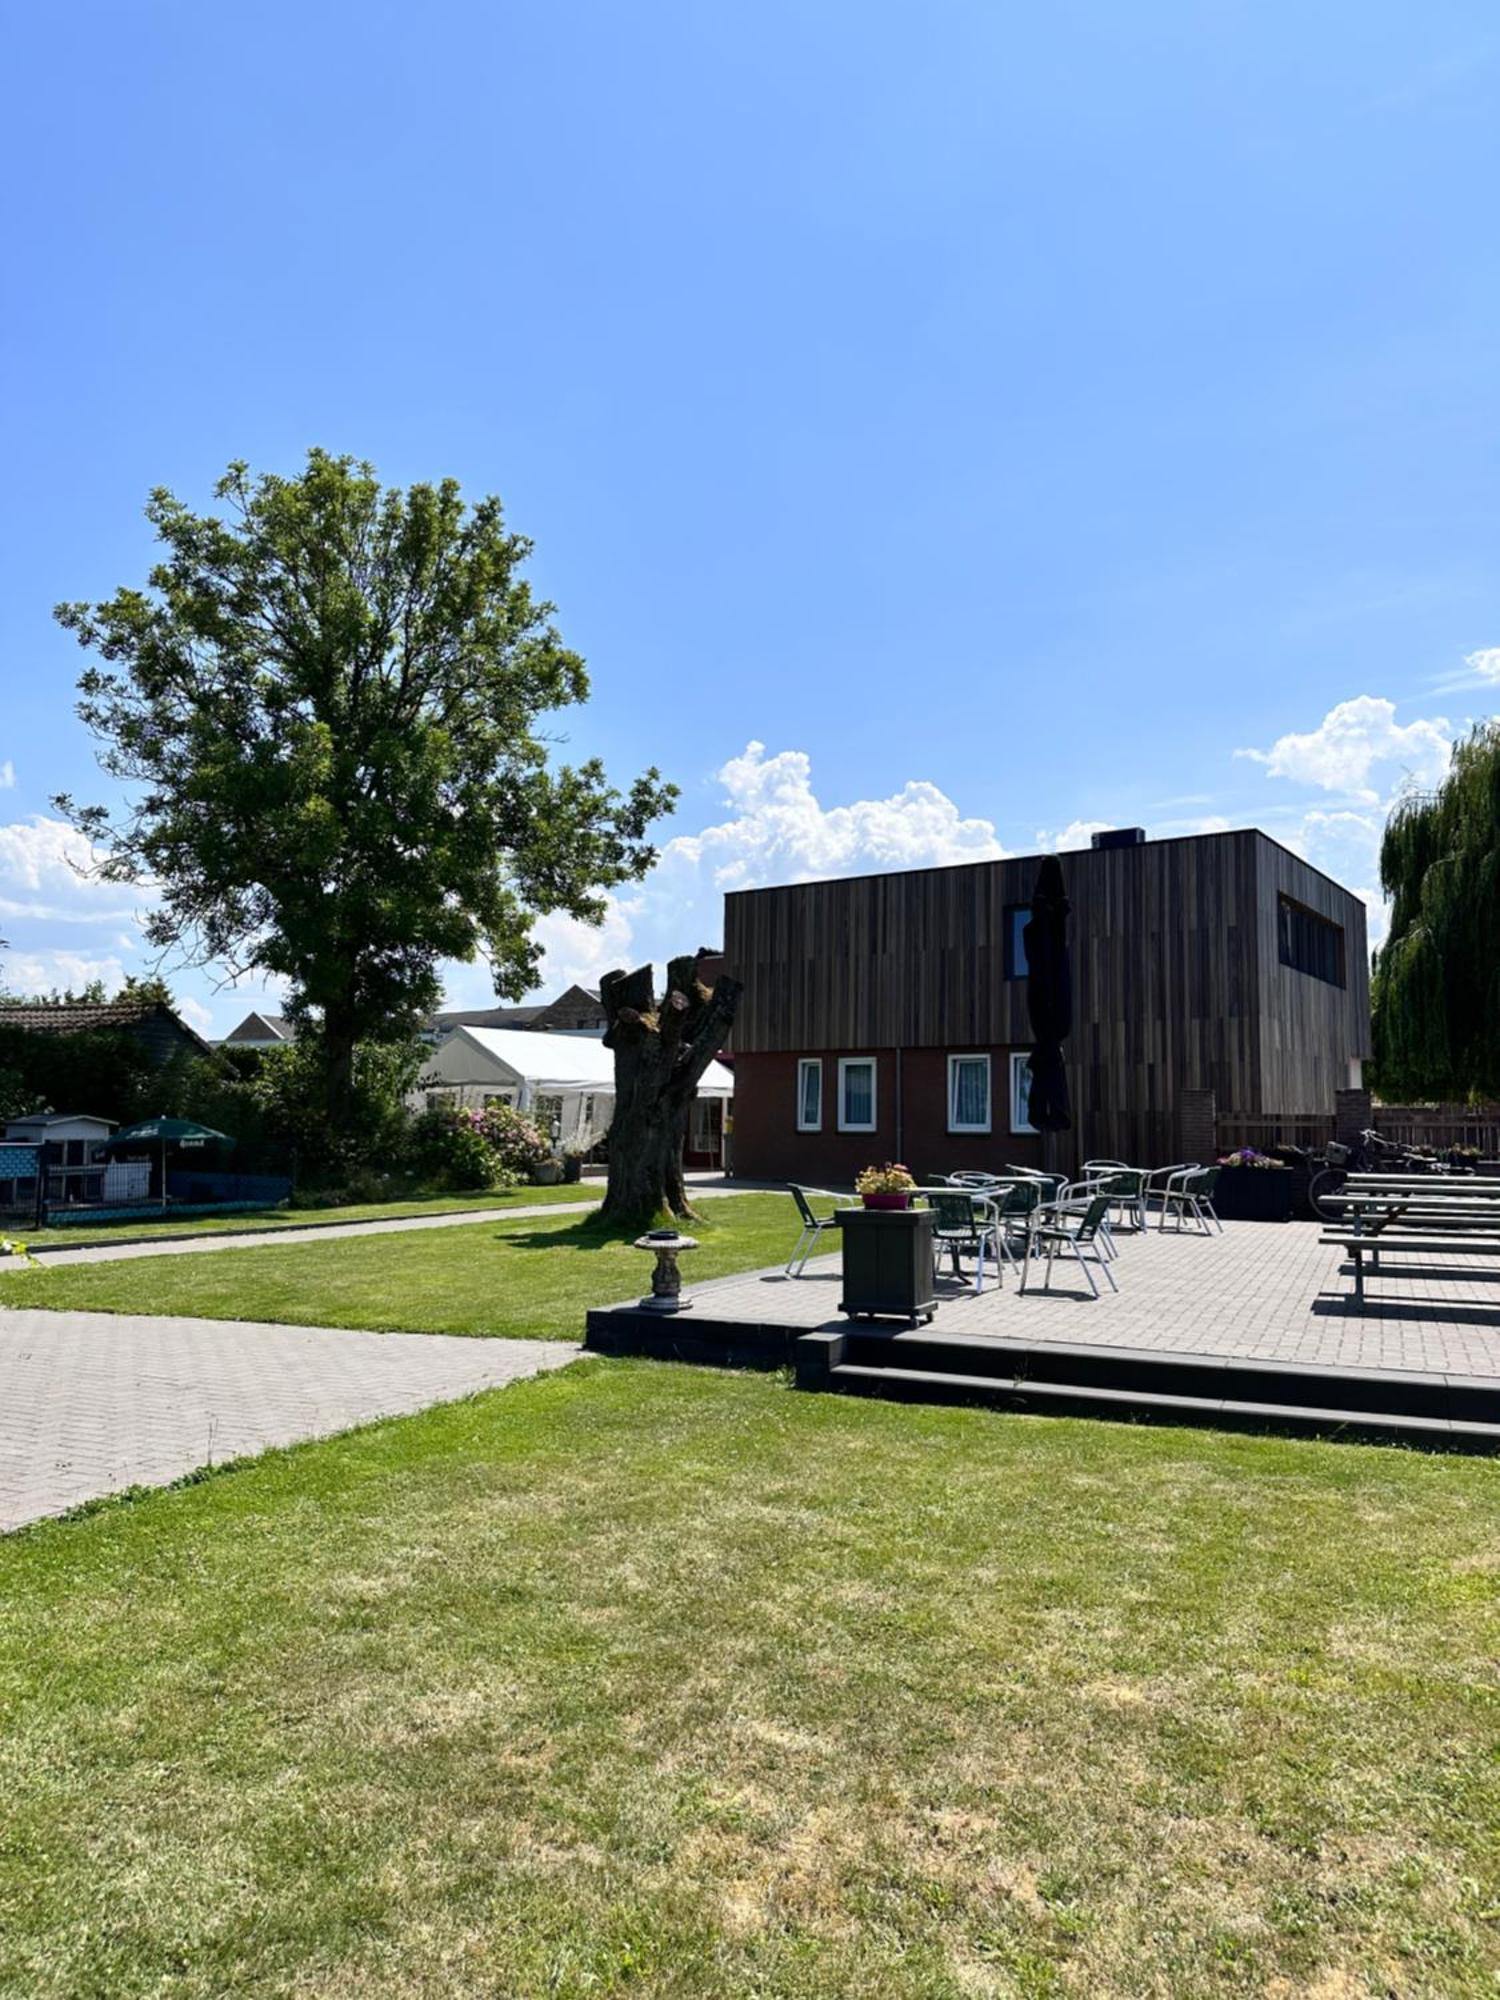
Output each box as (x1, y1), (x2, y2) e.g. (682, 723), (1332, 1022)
(1070, 1240), (1099, 1297)
(786, 1226), (811, 1276)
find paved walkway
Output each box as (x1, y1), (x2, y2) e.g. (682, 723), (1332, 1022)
(0, 1311), (579, 1531)
(656, 1221), (1500, 1380)
(13, 1176), (773, 1269)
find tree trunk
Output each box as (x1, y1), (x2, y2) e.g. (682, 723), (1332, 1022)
(317, 1012), (358, 1133)
(599, 955), (742, 1225)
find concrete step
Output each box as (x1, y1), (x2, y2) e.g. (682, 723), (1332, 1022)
(824, 1362), (1500, 1450)
(833, 1327), (1500, 1425)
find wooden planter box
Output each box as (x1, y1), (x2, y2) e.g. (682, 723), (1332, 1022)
(1213, 1166), (1294, 1222)
(834, 1208), (936, 1323)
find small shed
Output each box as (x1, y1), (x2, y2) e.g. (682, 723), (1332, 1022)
(2, 1113), (119, 1205)
(412, 1026), (734, 1156)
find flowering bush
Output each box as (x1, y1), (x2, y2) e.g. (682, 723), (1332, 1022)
(471, 1103), (550, 1177)
(1216, 1147), (1289, 1170)
(855, 1162), (917, 1195)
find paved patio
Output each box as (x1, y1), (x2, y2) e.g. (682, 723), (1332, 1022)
(0, 1311), (579, 1532)
(664, 1219), (1500, 1380)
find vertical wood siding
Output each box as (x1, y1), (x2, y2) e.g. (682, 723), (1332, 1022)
(723, 831), (1370, 1162)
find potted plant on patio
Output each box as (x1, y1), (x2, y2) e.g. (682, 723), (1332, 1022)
(855, 1162), (917, 1211)
(1213, 1147), (1293, 1221)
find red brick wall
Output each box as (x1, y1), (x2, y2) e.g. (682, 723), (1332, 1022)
(731, 1047), (1045, 1187)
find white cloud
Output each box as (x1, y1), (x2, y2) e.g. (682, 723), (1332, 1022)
(176, 995), (214, 1034)
(4, 948), (129, 997)
(667, 742), (1007, 891)
(1463, 646), (1500, 685)
(1034, 820), (1113, 853)
(0, 761), (14, 790)
(441, 743), (1010, 1004)
(1236, 696), (1452, 803)
(0, 815), (145, 926)
(1035, 813), (1230, 852)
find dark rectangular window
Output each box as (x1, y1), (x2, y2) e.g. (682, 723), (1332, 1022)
(1278, 894), (1346, 988)
(1004, 904), (1030, 980)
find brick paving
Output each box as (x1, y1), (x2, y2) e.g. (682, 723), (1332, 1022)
(663, 1219), (1500, 1380)
(0, 1312), (578, 1532)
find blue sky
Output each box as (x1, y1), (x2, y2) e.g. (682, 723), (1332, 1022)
(3, 1), (1497, 1034)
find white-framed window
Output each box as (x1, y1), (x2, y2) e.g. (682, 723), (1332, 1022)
(837, 1056), (877, 1133)
(796, 1058), (823, 1131)
(947, 1053), (991, 1134)
(482, 1091), (516, 1108)
(1009, 1052), (1037, 1135)
(425, 1089), (457, 1112)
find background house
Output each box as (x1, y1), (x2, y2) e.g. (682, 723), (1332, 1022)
(219, 1011), (295, 1048)
(424, 983), (608, 1041)
(0, 999), (216, 1067)
(2, 1112), (118, 1206)
(722, 828), (1370, 1183)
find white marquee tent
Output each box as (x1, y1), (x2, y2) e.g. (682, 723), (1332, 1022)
(411, 1025), (734, 1152)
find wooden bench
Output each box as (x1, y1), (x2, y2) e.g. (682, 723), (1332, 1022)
(1319, 1230), (1500, 1306)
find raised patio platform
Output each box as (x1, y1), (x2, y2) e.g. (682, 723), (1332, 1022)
(585, 1220), (1500, 1448)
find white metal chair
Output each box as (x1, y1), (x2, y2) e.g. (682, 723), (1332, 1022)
(1051, 1179), (1120, 1260)
(1145, 1163), (1199, 1230)
(784, 1185), (853, 1275)
(928, 1188), (1006, 1292)
(1021, 1194), (1119, 1297)
(1158, 1165), (1224, 1236)
(1083, 1161), (1150, 1235)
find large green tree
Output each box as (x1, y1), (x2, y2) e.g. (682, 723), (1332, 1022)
(55, 451), (675, 1118)
(1371, 718), (1500, 1101)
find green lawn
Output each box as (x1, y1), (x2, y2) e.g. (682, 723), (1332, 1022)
(16, 1179), (601, 1252)
(1, 1193), (802, 1337)
(2, 1362), (1497, 1997)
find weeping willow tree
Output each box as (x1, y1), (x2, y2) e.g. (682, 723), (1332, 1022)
(1371, 719), (1500, 1100)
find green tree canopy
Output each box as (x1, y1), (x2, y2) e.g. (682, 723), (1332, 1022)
(55, 451), (675, 1114)
(1371, 718), (1500, 1101)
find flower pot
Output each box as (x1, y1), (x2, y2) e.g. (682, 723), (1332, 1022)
(862, 1191), (912, 1211)
(1212, 1165), (1293, 1222)
(531, 1159), (563, 1186)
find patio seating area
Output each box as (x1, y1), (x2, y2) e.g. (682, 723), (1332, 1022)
(587, 1205), (1500, 1447)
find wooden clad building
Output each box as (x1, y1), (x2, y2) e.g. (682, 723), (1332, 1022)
(722, 829), (1370, 1182)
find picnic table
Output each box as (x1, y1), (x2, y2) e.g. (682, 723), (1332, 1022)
(1321, 1174), (1500, 1301)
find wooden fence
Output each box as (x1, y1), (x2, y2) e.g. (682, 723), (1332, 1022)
(1214, 1111), (1335, 1156)
(1370, 1105), (1500, 1156)
(1217, 1104), (1500, 1160)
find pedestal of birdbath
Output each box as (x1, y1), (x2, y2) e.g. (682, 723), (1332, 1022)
(634, 1229), (699, 1312)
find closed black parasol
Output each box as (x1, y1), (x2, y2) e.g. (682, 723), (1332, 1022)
(1022, 856), (1072, 1131)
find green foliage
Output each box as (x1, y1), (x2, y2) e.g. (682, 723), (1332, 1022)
(0, 1023), (158, 1125)
(405, 1102), (548, 1191)
(53, 450), (677, 1111)
(407, 1108), (507, 1190)
(1371, 719), (1500, 1099)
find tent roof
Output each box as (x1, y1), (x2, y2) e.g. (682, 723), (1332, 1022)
(451, 1027), (734, 1097)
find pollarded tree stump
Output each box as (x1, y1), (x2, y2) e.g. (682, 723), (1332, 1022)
(599, 955), (742, 1225)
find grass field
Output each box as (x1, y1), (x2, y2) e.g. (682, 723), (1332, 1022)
(1, 1193), (804, 1337)
(15, 1179), (602, 1252)
(2, 1361), (1497, 1997)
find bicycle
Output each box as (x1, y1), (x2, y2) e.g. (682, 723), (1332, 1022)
(1306, 1128), (1442, 1222)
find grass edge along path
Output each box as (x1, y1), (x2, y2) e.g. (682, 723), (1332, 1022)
(0, 1193), (807, 1340)
(1, 1360), (1497, 1997)
(13, 1179), (603, 1253)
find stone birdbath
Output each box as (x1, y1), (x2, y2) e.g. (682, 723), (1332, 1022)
(634, 1228), (699, 1312)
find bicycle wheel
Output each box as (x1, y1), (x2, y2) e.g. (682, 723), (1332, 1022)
(1308, 1167), (1347, 1221)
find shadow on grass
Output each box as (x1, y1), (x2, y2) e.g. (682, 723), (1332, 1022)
(495, 1211), (722, 1252)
